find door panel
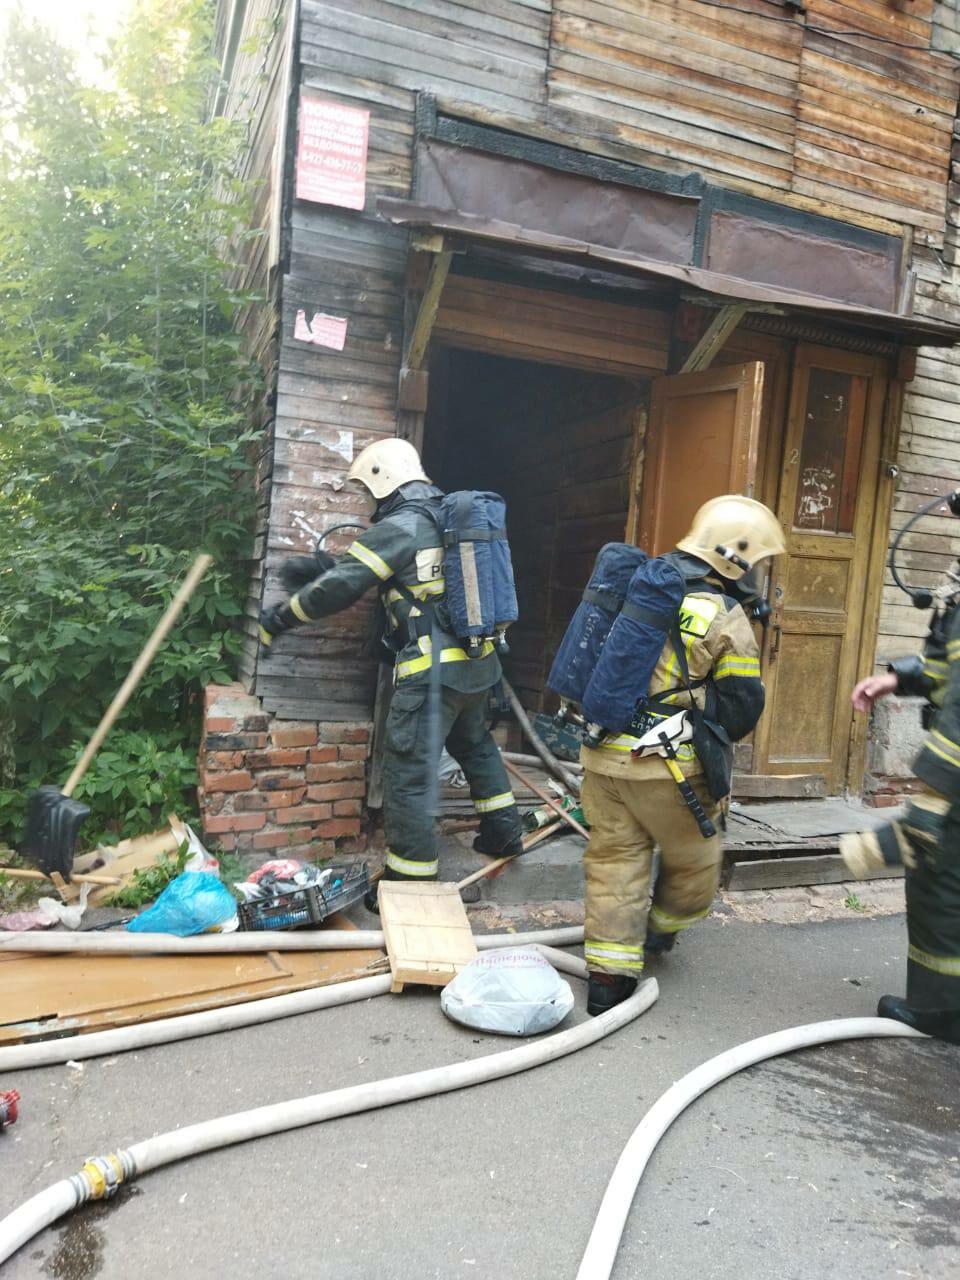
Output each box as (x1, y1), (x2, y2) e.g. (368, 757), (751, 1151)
(753, 345), (886, 792)
(634, 362), (764, 555)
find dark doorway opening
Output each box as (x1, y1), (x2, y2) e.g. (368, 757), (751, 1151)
(422, 345), (646, 719)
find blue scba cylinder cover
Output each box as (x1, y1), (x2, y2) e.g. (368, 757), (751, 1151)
(581, 557), (687, 734)
(546, 543), (648, 704)
(440, 491), (518, 640)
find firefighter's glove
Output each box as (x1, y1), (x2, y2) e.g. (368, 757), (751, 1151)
(258, 602), (299, 648)
(278, 549), (336, 593)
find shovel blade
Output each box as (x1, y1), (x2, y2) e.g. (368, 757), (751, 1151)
(22, 785), (90, 878)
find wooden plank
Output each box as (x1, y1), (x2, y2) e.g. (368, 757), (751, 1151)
(724, 853), (905, 891)
(379, 881), (478, 992)
(0, 925), (385, 1043)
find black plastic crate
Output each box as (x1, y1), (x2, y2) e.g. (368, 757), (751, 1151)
(237, 861), (370, 931)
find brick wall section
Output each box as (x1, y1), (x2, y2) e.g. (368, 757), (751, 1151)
(198, 683), (375, 867)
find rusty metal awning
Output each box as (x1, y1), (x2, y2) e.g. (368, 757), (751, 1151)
(379, 197), (960, 348)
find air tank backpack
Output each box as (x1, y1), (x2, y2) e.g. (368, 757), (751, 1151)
(547, 543), (687, 745)
(398, 491), (519, 656)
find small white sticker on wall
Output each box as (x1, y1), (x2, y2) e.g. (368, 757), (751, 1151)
(294, 309), (348, 351)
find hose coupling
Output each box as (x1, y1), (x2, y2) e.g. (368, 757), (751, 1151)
(72, 1150), (135, 1202)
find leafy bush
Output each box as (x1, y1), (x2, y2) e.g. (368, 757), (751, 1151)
(0, 1), (262, 847)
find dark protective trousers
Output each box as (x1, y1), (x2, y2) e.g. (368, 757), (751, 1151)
(841, 792), (960, 1008)
(382, 682), (521, 879)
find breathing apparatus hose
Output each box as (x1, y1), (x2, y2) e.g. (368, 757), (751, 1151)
(888, 489), (960, 608)
(0, 979), (659, 1265)
(575, 1016), (925, 1280)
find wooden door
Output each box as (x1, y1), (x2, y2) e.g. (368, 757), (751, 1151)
(633, 362), (765, 554)
(752, 345), (886, 793)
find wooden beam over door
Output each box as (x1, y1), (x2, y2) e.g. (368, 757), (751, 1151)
(404, 241), (453, 373)
(680, 303), (749, 373)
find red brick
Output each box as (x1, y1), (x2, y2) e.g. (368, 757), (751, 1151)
(334, 799), (362, 818)
(308, 746), (337, 765)
(315, 818), (361, 838)
(252, 829), (297, 851)
(204, 751), (245, 770)
(206, 717), (238, 734)
(337, 744), (368, 761)
(305, 761), (364, 784)
(280, 841), (335, 861)
(205, 681), (246, 711)
(246, 749), (307, 769)
(242, 713), (271, 733)
(869, 794), (902, 808)
(257, 825), (315, 846)
(275, 804), (332, 825)
(271, 724), (318, 748)
(234, 792), (272, 812)
(307, 781), (364, 802)
(211, 833), (238, 851)
(205, 770), (254, 794)
(205, 813), (267, 834)
(206, 732), (268, 751)
(262, 788), (307, 809)
(317, 725), (369, 744)
(259, 771), (305, 791)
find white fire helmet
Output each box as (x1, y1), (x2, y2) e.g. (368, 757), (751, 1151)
(676, 495), (786, 581)
(346, 438), (430, 501)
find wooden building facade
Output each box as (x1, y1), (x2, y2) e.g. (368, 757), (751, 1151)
(203, 0), (960, 859)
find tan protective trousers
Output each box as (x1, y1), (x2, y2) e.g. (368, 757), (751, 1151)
(581, 768), (723, 976)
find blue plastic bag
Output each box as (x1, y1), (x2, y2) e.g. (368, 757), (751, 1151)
(126, 871), (238, 936)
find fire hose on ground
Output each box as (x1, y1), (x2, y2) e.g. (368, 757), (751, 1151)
(0, 936), (929, 1276)
(0, 934), (589, 1072)
(0, 974), (659, 1264)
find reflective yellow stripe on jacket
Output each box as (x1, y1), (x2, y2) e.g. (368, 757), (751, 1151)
(347, 540), (393, 581)
(396, 637), (496, 680)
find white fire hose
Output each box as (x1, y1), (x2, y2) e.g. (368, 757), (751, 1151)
(0, 978), (659, 1264)
(575, 1016), (925, 1280)
(0, 930), (585, 1071)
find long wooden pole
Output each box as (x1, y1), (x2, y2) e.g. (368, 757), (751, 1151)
(499, 678), (581, 796)
(0, 867), (121, 887)
(501, 757), (590, 841)
(62, 554), (214, 796)
(454, 819), (567, 892)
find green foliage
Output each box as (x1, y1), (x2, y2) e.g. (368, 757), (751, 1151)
(0, 1), (263, 847)
(106, 842), (190, 908)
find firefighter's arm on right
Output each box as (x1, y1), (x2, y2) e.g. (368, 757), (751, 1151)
(704, 602), (765, 741)
(913, 607), (960, 801)
(258, 523), (415, 646)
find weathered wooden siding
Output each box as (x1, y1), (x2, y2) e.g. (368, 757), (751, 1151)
(214, 0), (960, 747)
(214, 0), (295, 687)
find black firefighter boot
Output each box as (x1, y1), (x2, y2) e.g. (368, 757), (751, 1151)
(473, 811), (525, 861)
(644, 928), (678, 957)
(877, 995), (960, 1045)
(587, 972), (638, 1017)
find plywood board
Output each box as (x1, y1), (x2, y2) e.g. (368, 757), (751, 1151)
(0, 915), (384, 1043)
(378, 881), (478, 992)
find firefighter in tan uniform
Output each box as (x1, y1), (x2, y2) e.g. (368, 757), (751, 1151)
(582, 497), (785, 1015)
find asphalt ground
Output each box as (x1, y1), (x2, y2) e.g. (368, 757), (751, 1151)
(1, 913), (958, 1280)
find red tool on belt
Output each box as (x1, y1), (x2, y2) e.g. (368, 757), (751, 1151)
(0, 1090), (20, 1130)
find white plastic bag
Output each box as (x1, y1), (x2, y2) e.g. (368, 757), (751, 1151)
(440, 947), (574, 1036)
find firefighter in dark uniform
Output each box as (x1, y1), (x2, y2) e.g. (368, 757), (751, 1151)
(258, 439), (523, 904)
(846, 571), (960, 1043)
(581, 496), (785, 1016)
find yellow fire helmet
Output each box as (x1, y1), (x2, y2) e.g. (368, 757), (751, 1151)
(676, 495), (786, 581)
(346, 438), (430, 501)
